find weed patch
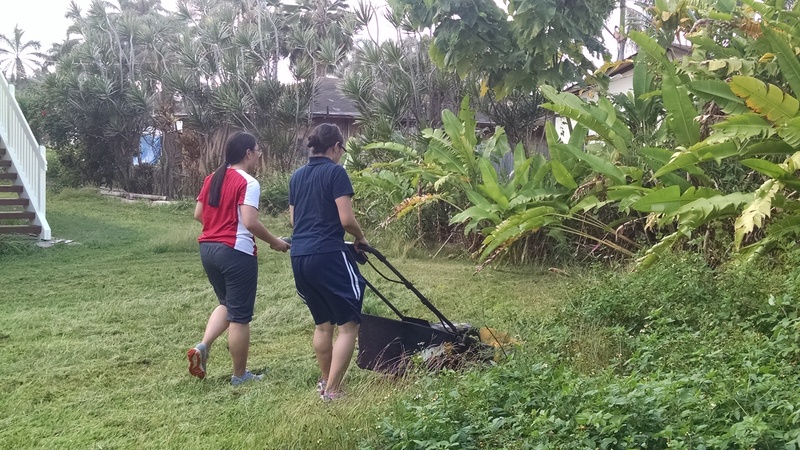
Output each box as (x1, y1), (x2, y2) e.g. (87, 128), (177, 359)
(371, 252), (800, 448)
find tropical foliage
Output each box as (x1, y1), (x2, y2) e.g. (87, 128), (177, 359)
(11, 0), (363, 195)
(388, 0), (616, 95)
(0, 25), (44, 81)
(358, 0), (800, 268)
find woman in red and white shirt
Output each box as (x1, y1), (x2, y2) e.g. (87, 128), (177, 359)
(187, 131), (290, 386)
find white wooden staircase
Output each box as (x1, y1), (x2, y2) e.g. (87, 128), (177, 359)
(0, 75), (50, 240)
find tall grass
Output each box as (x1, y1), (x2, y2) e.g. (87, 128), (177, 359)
(0, 190), (566, 449)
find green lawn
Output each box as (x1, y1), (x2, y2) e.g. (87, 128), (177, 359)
(0, 189), (567, 449)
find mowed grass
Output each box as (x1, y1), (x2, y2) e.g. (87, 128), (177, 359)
(0, 189), (570, 449)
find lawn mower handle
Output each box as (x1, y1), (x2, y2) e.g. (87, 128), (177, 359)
(352, 244), (458, 334)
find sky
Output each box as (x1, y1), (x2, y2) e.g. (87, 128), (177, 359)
(1, 0), (114, 49)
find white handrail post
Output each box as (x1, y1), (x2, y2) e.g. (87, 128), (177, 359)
(39, 144), (51, 240)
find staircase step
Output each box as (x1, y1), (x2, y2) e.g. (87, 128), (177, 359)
(0, 198), (29, 206)
(0, 173), (17, 180)
(0, 185), (22, 193)
(0, 224), (41, 235)
(0, 211), (35, 220)
(0, 160), (10, 168)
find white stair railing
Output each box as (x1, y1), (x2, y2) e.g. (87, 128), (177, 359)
(0, 75), (51, 240)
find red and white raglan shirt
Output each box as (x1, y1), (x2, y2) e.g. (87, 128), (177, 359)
(197, 168), (261, 256)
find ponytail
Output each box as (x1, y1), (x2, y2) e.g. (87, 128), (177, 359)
(207, 131), (257, 208)
(208, 163), (228, 207)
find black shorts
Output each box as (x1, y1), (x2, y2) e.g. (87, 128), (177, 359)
(292, 250), (365, 326)
(200, 242), (258, 323)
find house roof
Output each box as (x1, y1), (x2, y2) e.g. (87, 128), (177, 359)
(600, 42), (692, 78)
(310, 77), (360, 119)
(310, 76), (495, 126)
(564, 42), (692, 95)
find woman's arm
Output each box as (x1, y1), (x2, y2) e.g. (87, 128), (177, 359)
(240, 204), (290, 252)
(335, 195), (368, 250)
(194, 201), (203, 223)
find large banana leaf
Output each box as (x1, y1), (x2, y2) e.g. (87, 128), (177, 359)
(423, 127), (477, 178)
(532, 160), (551, 187)
(741, 158), (800, 189)
(762, 25), (800, 100)
(450, 204), (502, 233)
(546, 123), (581, 172)
(741, 158), (791, 179)
(662, 73), (702, 147)
(441, 109), (479, 167)
(708, 113), (775, 142)
(734, 179), (781, 248)
(634, 186), (726, 216)
(607, 185), (650, 211)
(740, 214), (800, 262)
(568, 123), (589, 148)
(668, 192), (752, 230)
(628, 31), (670, 72)
(632, 61), (651, 112)
(629, 31), (700, 146)
(730, 76), (800, 124)
(556, 142), (627, 184)
(638, 147), (700, 189)
(653, 142), (738, 178)
(688, 80), (749, 115)
(550, 159), (578, 189)
(477, 158), (511, 208)
(540, 85), (631, 153)
(479, 206), (561, 259)
(424, 135), (464, 175)
(457, 95), (478, 147)
(364, 141), (420, 158)
(686, 34), (739, 59)
(776, 117), (800, 148)
(743, 138), (798, 156)
(511, 143), (534, 189)
(570, 194), (611, 213)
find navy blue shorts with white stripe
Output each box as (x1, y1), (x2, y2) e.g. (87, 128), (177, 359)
(291, 250), (366, 326)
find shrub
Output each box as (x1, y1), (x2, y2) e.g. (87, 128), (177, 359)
(566, 252), (717, 334)
(367, 250), (800, 449)
(259, 171), (290, 216)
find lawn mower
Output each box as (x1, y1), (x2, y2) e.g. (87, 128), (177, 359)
(348, 244), (495, 374)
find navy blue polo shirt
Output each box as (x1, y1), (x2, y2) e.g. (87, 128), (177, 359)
(289, 156), (354, 256)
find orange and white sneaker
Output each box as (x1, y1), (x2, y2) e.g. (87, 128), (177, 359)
(187, 344), (208, 379)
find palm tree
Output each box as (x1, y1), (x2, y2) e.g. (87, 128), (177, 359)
(0, 25), (45, 81)
(283, 0), (361, 78)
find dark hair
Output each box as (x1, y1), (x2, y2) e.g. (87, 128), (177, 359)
(307, 123), (344, 155)
(208, 131), (257, 207)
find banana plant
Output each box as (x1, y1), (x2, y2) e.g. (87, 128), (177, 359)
(641, 19), (800, 263)
(360, 97), (579, 261)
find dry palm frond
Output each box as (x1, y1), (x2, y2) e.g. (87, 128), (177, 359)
(380, 194), (442, 228)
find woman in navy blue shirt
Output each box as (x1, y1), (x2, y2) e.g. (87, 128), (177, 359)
(289, 123), (368, 401)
